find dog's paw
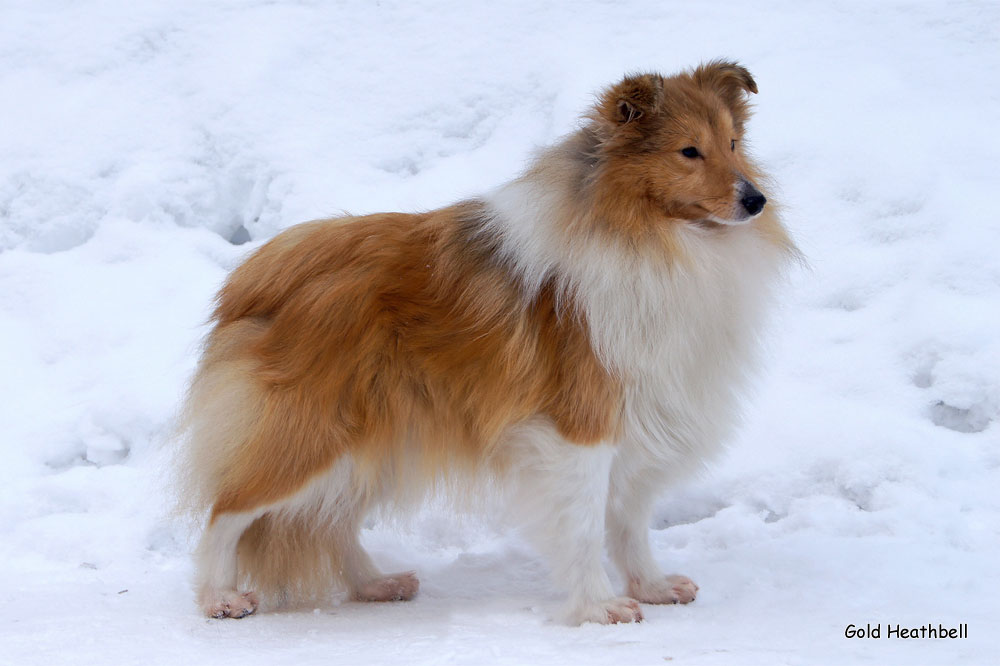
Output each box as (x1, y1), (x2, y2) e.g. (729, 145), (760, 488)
(354, 571), (420, 602)
(570, 597), (644, 625)
(628, 574), (698, 605)
(202, 590), (259, 619)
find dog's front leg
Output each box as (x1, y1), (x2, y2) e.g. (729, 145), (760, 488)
(606, 459), (698, 606)
(510, 427), (642, 625)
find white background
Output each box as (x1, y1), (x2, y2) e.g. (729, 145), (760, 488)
(0, 1), (997, 664)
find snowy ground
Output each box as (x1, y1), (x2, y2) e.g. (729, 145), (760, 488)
(1, 1), (998, 664)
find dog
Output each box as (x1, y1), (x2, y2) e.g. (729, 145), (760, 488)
(178, 60), (797, 625)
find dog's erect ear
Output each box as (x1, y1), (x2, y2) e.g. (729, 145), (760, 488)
(596, 73), (663, 126)
(694, 60), (758, 108)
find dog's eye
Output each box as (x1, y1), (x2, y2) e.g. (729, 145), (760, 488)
(731, 139), (736, 151)
(681, 147), (700, 159)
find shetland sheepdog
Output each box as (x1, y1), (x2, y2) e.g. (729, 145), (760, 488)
(178, 60), (796, 625)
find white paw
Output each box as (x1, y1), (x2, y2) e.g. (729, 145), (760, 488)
(628, 574), (698, 605)
(354, 571), (420, 602)
(569, 597), (644, 625)
(202, 589), (259, 619)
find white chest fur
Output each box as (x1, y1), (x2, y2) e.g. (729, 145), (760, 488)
(486, 179), (784, 469)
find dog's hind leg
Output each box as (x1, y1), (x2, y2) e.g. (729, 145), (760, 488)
(293, 459), (419, 603)
(195, 507), (267, 618)
(232, 459), (419, 608)
(337, 520), (419, 602)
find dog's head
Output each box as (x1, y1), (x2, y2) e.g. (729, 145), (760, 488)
(592, 61), (766, 226)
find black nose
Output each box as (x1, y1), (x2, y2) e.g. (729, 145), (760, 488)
(741, 193), (766, 216)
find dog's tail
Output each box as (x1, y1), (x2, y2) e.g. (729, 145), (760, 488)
(177, 317), (370, 606)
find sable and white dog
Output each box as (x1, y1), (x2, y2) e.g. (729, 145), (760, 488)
(178, 61), (796, 625)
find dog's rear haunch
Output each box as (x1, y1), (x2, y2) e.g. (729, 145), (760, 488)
(178, 61), (796, 625)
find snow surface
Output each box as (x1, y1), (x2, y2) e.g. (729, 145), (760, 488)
(1, 1), (998, 664)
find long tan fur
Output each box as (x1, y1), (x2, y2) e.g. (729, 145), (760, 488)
(178, 61), (797, 623)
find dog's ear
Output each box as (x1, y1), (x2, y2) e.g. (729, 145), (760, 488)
(695, 60), (757, 97)
(595, 73), (663, 127)
(694, 60), (757, 126)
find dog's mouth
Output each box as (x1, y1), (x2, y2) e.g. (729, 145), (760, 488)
(682, 204), (754, 228)
(702, 210), (759, 226)
(665, 194), (765, 228)
(690, 218), (726, 230)
(692, 193), (766, 227)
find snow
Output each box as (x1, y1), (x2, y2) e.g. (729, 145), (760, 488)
(1, 1), (998, 664)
